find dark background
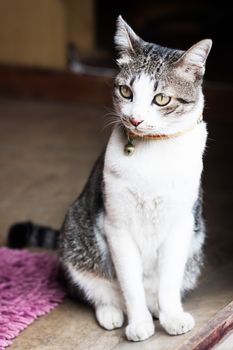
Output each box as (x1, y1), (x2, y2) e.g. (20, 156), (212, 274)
(95, 0), (233, 83)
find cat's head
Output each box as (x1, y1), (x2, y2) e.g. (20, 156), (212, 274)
(113, 16), (212, 136)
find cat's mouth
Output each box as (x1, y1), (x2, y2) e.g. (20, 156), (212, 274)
(121, 118), (157, 136)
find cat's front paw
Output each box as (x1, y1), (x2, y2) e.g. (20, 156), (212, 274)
(125, 320), (155, 342)
(96, 305), (124, 330)
(160, 312), (195, 335)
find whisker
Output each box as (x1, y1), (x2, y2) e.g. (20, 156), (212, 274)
(101, 106), (124, 132)
(103, 117), (120, 127)
(102, 119), (122, 131)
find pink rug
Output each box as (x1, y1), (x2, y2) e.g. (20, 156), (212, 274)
(0, 247), (66, 349)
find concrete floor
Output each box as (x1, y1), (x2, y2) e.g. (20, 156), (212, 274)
(0, 97), (233, 349)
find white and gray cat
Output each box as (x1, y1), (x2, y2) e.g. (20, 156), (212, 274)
(59, 16), (212, 341)
(10, 16), (212, 342)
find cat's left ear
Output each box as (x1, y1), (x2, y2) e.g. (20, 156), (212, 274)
(115, 15), (143, 65)
(174, 39), (212, 81)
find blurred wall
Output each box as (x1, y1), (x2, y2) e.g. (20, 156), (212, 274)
(0, 0), (96, 69)
(65, 0), (95, 56)
(0, 0), (66, 69)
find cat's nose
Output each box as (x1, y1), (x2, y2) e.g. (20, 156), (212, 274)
(129, 117), (144, 127)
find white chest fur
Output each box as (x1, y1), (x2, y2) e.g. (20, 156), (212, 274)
(103, 123), (207, 273)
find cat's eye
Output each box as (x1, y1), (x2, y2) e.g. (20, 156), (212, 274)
(153, 93), (171, 106)
(119, 85), (133, 99)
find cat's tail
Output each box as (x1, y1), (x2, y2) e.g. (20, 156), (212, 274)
(7, 221), (60, 249)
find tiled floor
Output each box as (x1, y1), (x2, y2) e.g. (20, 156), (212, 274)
(0, 97), (232, 349)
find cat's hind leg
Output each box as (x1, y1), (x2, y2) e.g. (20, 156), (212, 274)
(66, 263), (125, 330)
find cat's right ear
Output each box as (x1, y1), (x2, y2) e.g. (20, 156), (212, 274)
(115, 15), (142, 65)
(173, 39), (212, 82)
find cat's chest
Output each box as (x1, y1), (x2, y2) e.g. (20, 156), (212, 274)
(131, 199), (166, 272)
(105, 126), (205, 199)
(104, 126), (207, 273)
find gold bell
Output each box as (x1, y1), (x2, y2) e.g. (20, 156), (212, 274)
(124, 141), (135, 156)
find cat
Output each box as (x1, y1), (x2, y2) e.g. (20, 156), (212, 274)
(8, 16), (212, 342)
